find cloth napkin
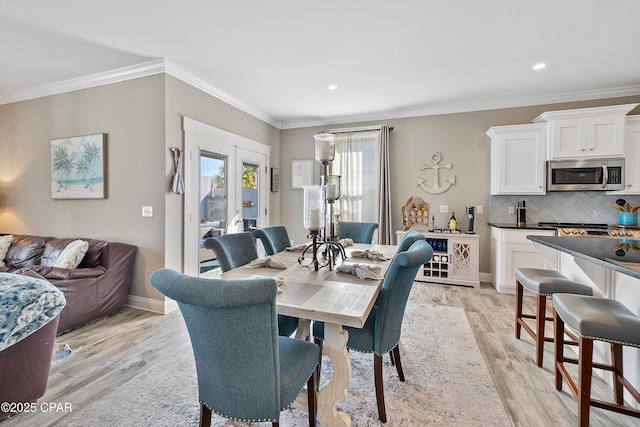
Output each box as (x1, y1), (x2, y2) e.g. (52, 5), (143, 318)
(249, 275), (284, 293)
(336, 263), (382, 280)
(339, 238), (354, 247)
(285, 243), (308, 252)
(245, 257), (287, 269)
(350, 249), (390, 261)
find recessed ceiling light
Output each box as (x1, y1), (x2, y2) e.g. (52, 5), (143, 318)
(328, 84), (338, 90)
(533, 63), (546, 70)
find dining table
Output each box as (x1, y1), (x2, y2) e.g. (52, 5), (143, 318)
(221, 241), (398, 427)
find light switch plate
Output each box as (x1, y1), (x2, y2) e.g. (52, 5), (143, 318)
(440, 205), (449, 213)
(142, 206), (153, 217)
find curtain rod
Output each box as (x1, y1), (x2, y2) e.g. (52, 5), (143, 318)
(326, 125), (394, 134)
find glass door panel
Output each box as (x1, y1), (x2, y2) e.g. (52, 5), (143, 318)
(237, 146), (268, 233)
(200, 151), (227, 230)
(183, 117), (270, 277)
(199, 150), (227, 275)
(241, 162), (259, 232)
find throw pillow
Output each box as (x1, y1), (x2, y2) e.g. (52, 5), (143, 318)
(0, 235), (13, 268)
(54, 239), (89, 269)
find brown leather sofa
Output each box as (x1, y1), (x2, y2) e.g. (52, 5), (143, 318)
(0, 234), (137, 334)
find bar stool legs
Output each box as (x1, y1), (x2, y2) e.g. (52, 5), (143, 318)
(515, 279), (552, 367)
(514, 268), (592, 368)
(553, 294), (640, 426)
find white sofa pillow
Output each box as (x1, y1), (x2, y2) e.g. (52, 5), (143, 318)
(0, 235), (13, 268)
(54, 239), (89, 269)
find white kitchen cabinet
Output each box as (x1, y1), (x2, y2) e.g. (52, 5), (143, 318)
(533, 104), (638, 160)
(490, 227), (556, 294)
(486, 123), (547, 195)
(396, 230), (480, 288)
(609, 116), (640, 195)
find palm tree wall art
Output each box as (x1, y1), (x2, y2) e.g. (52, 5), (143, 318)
(51, 133), (107, 199)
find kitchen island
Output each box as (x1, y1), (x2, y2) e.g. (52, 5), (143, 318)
(526, 235), (640, 280)
(527, 234), (640, 409)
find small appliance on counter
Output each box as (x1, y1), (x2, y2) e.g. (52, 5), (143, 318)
(466, 206), (475, 234)
(516, 200), (526, 228)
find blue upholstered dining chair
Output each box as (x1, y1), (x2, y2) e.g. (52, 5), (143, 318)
(338, 221), (379, 244)
(203, 232), (259, 273)
(313, 239), (433, 423)
(396, 229), (426, 254)
(253, 225), (291, 255)
(150, 269), (319, 427)
(203, 231), (299, 337)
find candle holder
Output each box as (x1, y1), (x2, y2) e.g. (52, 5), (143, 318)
(322, 174), (345, 270)
(299, 133), (346, 271)
(303, 185), (325, 231)
(300, 185), (327, 271)
(314, 133), (335, 164)
(299, 229), (326, 271)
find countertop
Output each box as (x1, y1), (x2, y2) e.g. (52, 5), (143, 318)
(488, 222), (557, 230)
(527, 235), (640, 280)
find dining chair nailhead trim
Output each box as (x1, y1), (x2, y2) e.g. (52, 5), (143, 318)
(202, 402), (278, 423)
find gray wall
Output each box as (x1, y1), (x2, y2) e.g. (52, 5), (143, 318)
(0, 75), (166, 304)
(279, 96), (640, 275)
(0, 74), (280, 310)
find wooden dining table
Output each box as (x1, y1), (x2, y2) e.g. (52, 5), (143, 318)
(221, 242), (398, 427)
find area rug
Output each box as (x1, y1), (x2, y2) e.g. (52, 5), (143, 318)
(57, 303), (511, 426)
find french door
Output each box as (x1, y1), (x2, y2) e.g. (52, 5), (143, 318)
(183, 117), (270, 276)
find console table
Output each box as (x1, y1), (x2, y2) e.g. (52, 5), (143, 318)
(396, 230), (480, 288)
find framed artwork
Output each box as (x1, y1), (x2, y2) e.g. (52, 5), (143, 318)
(51, 133), (107, 199)
(291, 159), (313, 189)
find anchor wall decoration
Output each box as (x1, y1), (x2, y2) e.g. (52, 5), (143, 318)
(417, 153), (456, 194)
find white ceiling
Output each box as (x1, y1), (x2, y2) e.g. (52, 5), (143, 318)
(1, 0), (639, 129)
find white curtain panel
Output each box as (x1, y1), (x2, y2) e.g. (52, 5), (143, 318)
(334, 127), (392, 244)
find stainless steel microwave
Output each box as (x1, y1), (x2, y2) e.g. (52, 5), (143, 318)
(547, 158), (625, 191)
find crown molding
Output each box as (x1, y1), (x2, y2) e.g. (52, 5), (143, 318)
(163, 60), (279, 128)
(279, 85), (640, 129)
(0, 59), (166, 105)
(1, 58), (639, 130)
(0, 58), (281, 128)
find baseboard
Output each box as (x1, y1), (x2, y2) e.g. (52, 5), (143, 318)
(479, 272), (491, 284)
(125, 294), (178, 314)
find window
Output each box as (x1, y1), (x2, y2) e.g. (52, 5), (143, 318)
(333, 130), (381, 223)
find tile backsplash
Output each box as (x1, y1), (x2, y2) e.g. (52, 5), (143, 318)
(491, 192), (640, 225)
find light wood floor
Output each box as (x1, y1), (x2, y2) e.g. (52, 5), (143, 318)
(3, 281), (639, 426)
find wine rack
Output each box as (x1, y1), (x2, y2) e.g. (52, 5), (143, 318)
(396, 230), (480, 288)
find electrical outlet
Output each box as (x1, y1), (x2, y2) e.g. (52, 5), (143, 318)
(142, 206), (153, 217)
(508, 206), (515, 215)
(476, 205), (484, 214)
(440, 205), (449, 213)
